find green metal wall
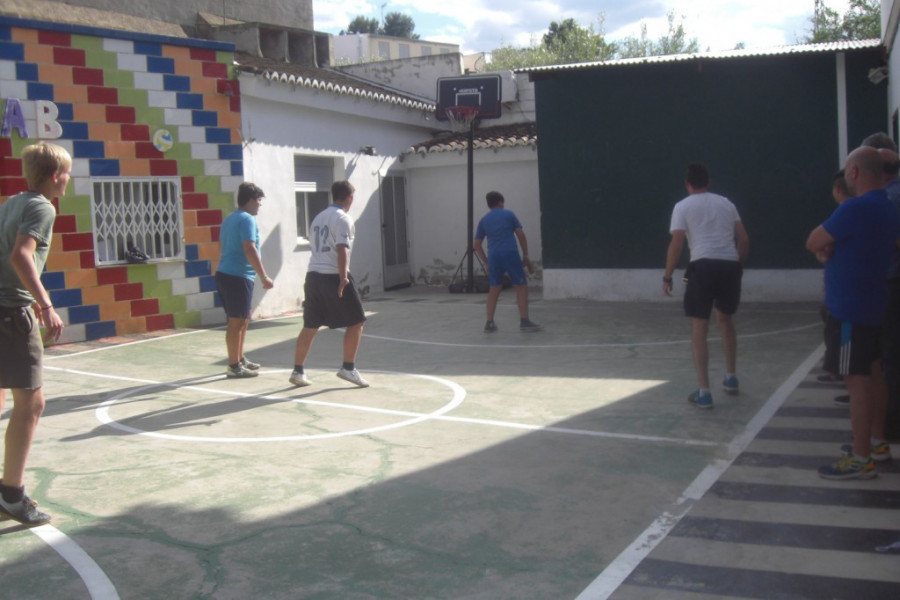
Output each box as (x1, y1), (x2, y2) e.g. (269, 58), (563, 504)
(534, 49), (887, 270)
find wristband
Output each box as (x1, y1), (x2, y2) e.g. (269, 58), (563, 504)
(40, 304), (52, 311)
(663, 276), (673, 284)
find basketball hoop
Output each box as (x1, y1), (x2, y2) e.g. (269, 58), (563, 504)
(444, 106), (480, 132)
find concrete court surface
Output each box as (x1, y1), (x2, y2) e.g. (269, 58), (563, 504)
(0, 286), (898, 600)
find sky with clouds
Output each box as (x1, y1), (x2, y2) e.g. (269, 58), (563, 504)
(313, 1), (856, 55)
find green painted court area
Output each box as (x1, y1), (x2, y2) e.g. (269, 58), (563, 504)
(1, 288), (898, 600)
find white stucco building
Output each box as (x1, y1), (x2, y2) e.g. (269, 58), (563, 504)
(233, 53), (541, 319)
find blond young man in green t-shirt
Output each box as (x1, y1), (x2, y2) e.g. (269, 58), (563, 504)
(0, 142), (71, 526)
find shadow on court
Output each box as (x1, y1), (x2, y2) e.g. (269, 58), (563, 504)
(1, 286), (896, 599)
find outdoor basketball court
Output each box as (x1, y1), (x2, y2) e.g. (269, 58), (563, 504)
(1, 287), (898, 599)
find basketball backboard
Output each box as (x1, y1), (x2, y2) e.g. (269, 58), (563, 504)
(436, 74), (502, 121)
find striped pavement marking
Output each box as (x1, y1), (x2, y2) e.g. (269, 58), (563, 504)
(607, 365), (900, 600)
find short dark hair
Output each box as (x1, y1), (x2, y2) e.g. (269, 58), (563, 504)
(332, 180), (355, 202)
(831, 169), (849, 195)
(861, 131), (898, 151)
(237, 182), (264, 206)
(486, 191), (504, 208)
(685, 164), (710, 189)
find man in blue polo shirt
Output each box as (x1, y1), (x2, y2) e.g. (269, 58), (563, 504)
(807, 146), (900, 479)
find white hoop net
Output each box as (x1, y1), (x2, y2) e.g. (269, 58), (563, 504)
(445, 106), (480, 132)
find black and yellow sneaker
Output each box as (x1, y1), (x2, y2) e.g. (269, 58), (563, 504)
(818, 455), (877, 480)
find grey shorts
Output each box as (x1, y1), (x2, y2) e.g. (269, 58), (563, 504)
(0, 306), (44, 389)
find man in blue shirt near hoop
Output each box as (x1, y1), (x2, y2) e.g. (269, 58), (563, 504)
(474, 191), (542, 333)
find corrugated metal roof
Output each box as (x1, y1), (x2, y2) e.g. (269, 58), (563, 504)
(518, 39), (883, 74)
(234, 53), (435, 112)
(401, 122), (537, 157)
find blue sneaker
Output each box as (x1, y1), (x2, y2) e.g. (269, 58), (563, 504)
(818, 455), (876, 480)
(688, 389), (713, 409)
(722, 375), (739, 395)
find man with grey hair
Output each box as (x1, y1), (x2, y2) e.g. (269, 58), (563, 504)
(861, 131), (897, 151)
(807, 146), (900, 479)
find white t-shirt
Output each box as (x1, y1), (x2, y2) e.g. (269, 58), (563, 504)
(308, 204), (355, 274)
(669, 192), (741, 261)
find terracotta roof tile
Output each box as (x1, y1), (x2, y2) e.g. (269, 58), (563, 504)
(403, 122), (537, 156)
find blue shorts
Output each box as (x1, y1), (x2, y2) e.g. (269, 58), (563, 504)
(216, 271), (254, 319)
(487, 250), (527, 287)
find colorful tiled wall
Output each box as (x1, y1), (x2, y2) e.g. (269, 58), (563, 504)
(0, 18), (241, 343)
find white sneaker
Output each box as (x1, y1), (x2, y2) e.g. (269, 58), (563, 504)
(337, 368), (369, 388)
(289, 370), (310, 387)
(226, 365), (258, 378)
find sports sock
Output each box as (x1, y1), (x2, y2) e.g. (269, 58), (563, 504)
(342, 362), (354, 371)
(294, 365), (304, 373)
(229, 362), (240, 370)
(0, 482), (25, 504)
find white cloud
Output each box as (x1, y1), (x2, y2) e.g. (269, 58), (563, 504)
(314, 0), (860, 54)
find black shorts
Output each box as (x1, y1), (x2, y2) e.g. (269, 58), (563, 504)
(303, 272), (366, 329)
(823, 314), (883, 376)
(216, 271), (254, 319)
(0, 306), (43, 389)
(683, 259), (743, 319)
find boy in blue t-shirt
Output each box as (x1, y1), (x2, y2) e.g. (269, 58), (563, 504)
(215, 182), (274, 378)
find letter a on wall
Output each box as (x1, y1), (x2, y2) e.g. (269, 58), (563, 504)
(0, 99), (62, 139)
(1, 98), (28, 138)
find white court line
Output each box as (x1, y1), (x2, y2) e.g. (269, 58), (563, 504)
(573, 344), (825, 600)
(30, 524), (120, 599)
(361, 322), (820, 349)
(92, 370), (466, 443)
(435, 414), (719, 448)
(45, 318), (821, 357)
(46, 366), (716, 448)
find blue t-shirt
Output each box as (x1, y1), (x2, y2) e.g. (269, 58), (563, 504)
(823, 188), (900, 324)
(474, 208), (522, 255)
(216, 209), (259, 280)
(886, 179), (900, 279)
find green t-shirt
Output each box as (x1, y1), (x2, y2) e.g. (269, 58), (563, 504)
(0, 191), (56, 307)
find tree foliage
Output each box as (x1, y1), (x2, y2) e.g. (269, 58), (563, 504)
(382, 12), (419, 39)
(806, 0), (881, 43)
(617, 11), (700, 59)
(341, 12), (419, 39)
(343, 16), (379, 35)
(489, 15), (616, 70)
(487, 12), (699, 70)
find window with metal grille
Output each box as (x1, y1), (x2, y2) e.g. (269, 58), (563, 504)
(294, 156), (334, 241)
(90, 178), (184, 265)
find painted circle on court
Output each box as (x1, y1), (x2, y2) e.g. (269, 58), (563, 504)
(94, 370), (465, 442)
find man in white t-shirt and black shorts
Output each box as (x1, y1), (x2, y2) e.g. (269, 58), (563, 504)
(289, 180), (369, 388)
(664, 164), (750, 409)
